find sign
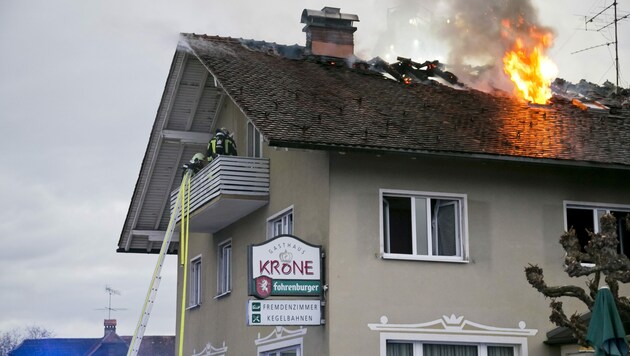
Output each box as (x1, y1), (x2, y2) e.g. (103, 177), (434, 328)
(248, 235), (322, 298)
(247, 300), (321, 326)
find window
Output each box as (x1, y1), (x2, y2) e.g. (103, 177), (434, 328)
(189, 256), (202, 307)
(267, 206), (294, 239)
(386, 341), (515, 356)
(261, 345), (301, 356)
(565, 202), (630, 257)
(217, 240), (232, 296)
(247, 122), (263, 158)
(381, 189), (468, 262)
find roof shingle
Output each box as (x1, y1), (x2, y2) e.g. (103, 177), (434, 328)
(182, 33), (630, 167)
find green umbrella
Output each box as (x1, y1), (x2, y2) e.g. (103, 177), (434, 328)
(587, 286), (629, 356)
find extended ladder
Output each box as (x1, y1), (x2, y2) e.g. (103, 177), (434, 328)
(127, 170), (192, 356)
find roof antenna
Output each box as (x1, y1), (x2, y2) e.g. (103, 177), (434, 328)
(95, 285), (126, 319)
(573, 1), (629, 93)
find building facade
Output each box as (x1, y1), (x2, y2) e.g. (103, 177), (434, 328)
(118, 7), (630, 356)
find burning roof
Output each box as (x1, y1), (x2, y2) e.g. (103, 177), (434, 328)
(180, 33), (630, 168)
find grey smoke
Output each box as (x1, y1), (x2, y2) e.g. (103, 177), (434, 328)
(373, 0), (556, 91)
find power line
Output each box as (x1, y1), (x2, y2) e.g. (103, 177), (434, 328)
(571, 41), (615, 54)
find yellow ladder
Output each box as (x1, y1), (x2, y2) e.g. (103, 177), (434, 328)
(128, 170), (192, 356)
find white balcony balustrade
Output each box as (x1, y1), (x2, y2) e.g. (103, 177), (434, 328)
(170, 156), (269, 233)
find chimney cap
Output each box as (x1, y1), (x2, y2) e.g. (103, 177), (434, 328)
(301, 7), (359, 25)
(104, 319), (117, 326)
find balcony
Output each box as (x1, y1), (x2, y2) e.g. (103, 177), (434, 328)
(170, 156), (269, 233)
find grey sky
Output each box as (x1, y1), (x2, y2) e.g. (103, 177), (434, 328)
(0, 0), (628, 339)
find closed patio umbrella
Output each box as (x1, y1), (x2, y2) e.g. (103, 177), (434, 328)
(587, 286), (629, 356)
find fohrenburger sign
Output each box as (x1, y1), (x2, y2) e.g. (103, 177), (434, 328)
(248, 234), (322, 298)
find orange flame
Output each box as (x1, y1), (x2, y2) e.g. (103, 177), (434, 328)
(502, 19), (557, 104)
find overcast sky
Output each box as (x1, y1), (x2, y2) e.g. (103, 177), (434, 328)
(0, 0), (628, 339)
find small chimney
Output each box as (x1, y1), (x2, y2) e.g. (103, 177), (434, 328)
(301, 7), (359, 58)
(104, 319), (117, 336)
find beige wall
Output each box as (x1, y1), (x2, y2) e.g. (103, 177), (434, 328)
(175, 97), (630, 355)
(325, 152), (630, 355)
(176, 105), (332, 355)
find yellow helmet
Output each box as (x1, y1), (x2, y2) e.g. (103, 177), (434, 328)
(191, 152), (205, 162)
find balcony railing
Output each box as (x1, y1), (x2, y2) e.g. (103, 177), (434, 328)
(170, 156), (269, 232)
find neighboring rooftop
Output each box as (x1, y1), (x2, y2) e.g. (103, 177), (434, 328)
(9, 320), (174, 356)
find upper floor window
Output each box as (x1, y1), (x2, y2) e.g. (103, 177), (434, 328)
(381, 189), (468, 262)
(217, 240), (232, 297)
(189, 255), (202, 307)
(267, 206), (294, 239)
(565, 202), (630, 257)
(247, 122), (263, 158)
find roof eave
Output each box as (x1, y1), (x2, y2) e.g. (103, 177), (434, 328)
(268, 139), (630, 171)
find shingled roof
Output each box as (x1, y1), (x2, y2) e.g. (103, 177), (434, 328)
(181, 33), (630, 168)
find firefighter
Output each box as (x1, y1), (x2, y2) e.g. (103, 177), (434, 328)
(207, 128), (237, 161)
(224, 129), (237, 156)
(182, 152), (206, 174)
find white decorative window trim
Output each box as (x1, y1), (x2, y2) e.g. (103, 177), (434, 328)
(191, 341), (227, 356)
(368, 314), (537, 356)
(255, 326), (306, 354)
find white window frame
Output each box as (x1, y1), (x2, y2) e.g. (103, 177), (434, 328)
(188, 255), (202, 308)
(260, 344), (302, 356)
(247, 121), (263, 158)
(564, 201), (630, 232)
(216, 239), (232, 298)
(380, 189), (469, 263)
(267, 206), (294, 239)
(385, 339), (519, 356)
(564, 200), (630, 257)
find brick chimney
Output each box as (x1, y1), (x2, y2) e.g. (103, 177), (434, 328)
(104, 319), (117, 336)
(301, 7), (359, 58)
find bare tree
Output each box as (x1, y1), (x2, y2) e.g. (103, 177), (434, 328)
(0, 326), (54, 356)
(525, 213), (630, 346)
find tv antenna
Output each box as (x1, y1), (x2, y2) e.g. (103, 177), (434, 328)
(573, 1), (629, 93)
(96, 285), (127, 319)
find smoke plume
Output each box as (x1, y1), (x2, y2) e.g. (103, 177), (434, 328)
(375, 0), (556, 92)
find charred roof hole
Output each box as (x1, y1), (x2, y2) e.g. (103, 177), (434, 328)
(292, 123), (311, 135)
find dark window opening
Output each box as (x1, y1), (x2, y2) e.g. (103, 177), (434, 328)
(384, 197), (412, 254)
(566, 208), (594, 252)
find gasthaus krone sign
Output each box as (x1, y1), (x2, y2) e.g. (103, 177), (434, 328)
(248, 234), (322, 299)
